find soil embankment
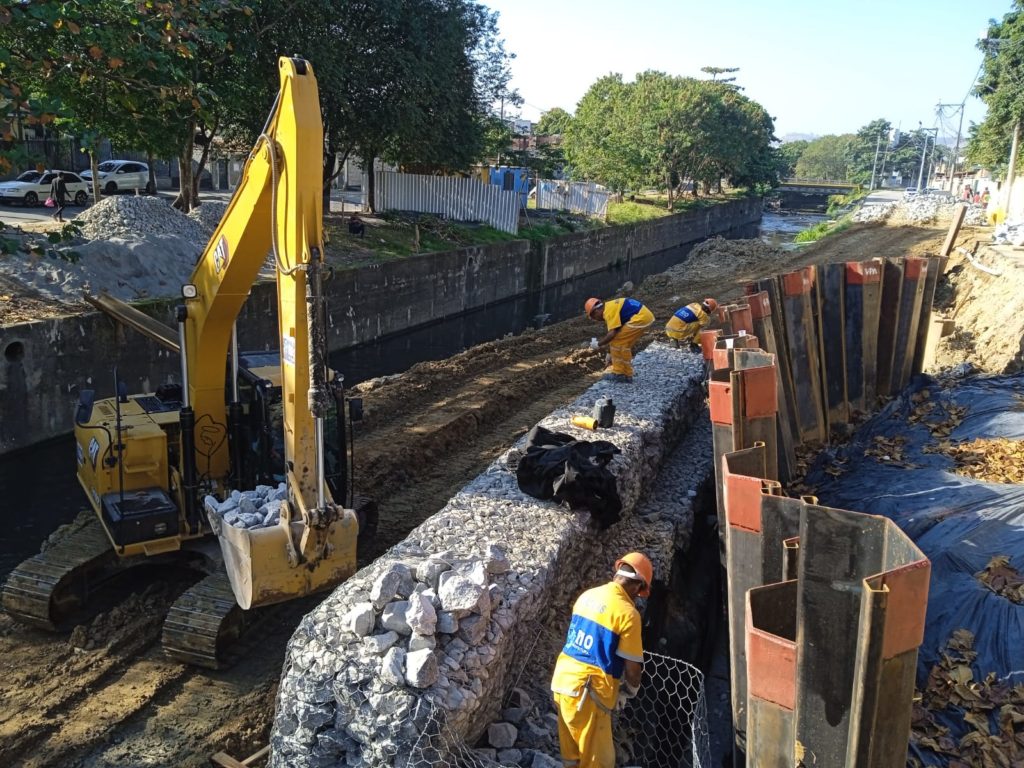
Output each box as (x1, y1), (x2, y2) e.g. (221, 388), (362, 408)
(0, 221), (980, 767)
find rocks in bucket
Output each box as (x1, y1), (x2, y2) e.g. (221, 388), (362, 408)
(204, 483), (288, 530)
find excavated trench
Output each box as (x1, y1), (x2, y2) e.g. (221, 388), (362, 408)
(0, 219), (986, 768)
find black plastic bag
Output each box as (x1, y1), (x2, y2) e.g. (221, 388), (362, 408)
(515, 425), (622, 529)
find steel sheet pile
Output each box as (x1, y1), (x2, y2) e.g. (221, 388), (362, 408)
(802, 372), (1024, 767)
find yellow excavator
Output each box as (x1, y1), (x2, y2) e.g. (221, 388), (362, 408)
(1, 57), (368, 666)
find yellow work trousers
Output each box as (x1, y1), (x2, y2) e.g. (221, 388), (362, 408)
(554, 692), (615, 768)
(608, 322), (650, 377)
(664, 316), (702, 344)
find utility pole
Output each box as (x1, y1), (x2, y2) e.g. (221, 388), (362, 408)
(869, 130), (883, 191)
(916, 134), (930, 191)
(1006, 120), (1021, 216)
(939, 102), (966, 193)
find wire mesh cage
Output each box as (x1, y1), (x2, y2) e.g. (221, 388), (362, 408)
(406, 649), (710, 768)
(616, 651), (712, 768)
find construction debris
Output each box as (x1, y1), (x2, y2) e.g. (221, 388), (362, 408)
(993, 221), (1024, 246)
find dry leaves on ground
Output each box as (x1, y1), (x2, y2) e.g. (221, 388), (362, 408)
(936, 438), (1024, 484)
(977, 556), (1024, 604)
(786, 443), (820, 497)
(911, 629), (1024, 768)
(864, 435), (919, 468)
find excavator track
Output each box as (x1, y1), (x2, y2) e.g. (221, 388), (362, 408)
(162, 571), (246, 669)
(1, 519), (116, 630)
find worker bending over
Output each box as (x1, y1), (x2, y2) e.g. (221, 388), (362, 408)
(665, 298), (717, 351)
(550, 552), (651, 768)
(585, 297), (655, 383)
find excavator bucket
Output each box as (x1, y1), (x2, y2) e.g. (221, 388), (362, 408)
(210, 509), (358, 610)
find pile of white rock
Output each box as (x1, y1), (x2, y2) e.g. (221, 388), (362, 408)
(269, 343), (708, 768)
(853, 202), (897, 223)
(74, 195), (207, 242)
(188, 200), (230, 236)
(993, 221), (1024, 246)
(854, 198), (990, 227)
(965, 205), (989, 227)
(204, 483), (288, 529)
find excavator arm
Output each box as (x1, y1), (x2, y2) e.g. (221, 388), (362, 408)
(178, 57), (356, 607)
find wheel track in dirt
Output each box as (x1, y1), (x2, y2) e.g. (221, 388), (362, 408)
(0, 223), (973, 767)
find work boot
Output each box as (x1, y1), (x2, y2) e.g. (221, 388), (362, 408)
(688, 342), (701, 354)
(601, 373), (633, 384)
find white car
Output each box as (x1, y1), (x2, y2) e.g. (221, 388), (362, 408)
(0, 170), (91, 207)
(81, 160), (154, 195)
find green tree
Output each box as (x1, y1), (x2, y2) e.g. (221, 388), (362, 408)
(773, 140), (808, 179)
(846, 119), (890, 185)
(563, 74), (638, 192)
(701, 66), (740, 85)
(966, 120), (1009, 174)
(1, 0), (258, 209)
(970, 4), (1024, 182)
(563, 71), (775, 199)
(794, 134), (854, 180)
(536, 108), (572, 136)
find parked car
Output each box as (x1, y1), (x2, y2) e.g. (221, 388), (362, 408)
(0, 170), (91, 207)
(81, 160), (154, 195)
(904, 186), (918, 197)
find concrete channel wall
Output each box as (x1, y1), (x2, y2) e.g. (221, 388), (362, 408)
(0, 197), (761, 455)
(269, 343), (707, 768)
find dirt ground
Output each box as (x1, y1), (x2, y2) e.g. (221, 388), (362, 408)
(0, 221), (981, 767)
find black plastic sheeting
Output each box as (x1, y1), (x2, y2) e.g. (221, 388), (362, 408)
(804, 372), (1024, 761)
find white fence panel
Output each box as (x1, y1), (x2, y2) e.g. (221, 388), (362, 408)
(368, 171), (519, 235)
(537, 179), (610, 217)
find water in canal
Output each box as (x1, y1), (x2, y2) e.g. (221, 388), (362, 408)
(0, 211), (810, 575)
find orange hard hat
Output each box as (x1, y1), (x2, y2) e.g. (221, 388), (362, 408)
(584, 297), (603, 317)
(703, 298), (718, 312)
(614, 552), (653, 598)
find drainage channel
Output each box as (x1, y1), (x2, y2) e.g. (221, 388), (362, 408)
(0, 213), (793, 578)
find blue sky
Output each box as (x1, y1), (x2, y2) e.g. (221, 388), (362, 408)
(485, 0), (1013, 143)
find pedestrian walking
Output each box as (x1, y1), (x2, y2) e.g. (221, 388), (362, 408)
(49, 172), (68, 222)
(550, 552), (651, 768)
(665, 297), (718, 351)
(584, 297), (655, 383)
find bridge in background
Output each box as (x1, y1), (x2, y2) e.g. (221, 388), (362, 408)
(773, 180), (858, 210)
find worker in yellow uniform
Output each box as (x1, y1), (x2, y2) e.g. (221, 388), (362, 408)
(665, 297), (717, 351)
(585, 297), (655, 383)
(550, 552), (652, 768)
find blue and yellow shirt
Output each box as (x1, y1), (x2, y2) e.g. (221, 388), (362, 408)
(550, 581), (644, 708)
(602, 298), (654, 332)
(672, 302), (709, 326)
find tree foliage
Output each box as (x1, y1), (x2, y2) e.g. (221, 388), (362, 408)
(1, 0), (516, 212)
(773, 140), (808, 179)
(794, 134), (854, 180)
(967, 3), (1024, 175)
(562, 71), (776, 199)
(536, 108), (572, 136)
